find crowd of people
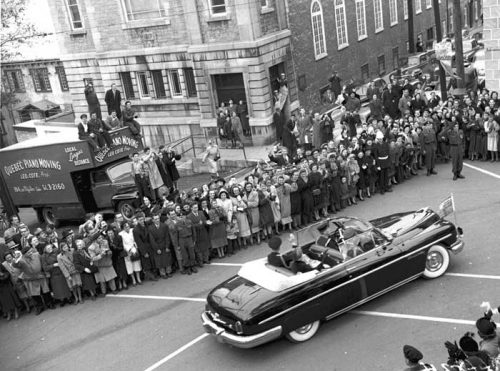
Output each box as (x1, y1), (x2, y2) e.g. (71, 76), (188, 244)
(401, 304), (500, 370)
(216, 99), (250, 149)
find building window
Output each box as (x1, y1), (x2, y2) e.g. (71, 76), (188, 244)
(183, 68), (197, 97)
(427, 26), (434, 41)
(55, 66), (69, 91)
(463, 6), (468, 28)
(151, 70), (166, 98)
(476, 0), (480, 21)
(5, 70), (25, 92)
(30, 68), (52, 92)
(136, 72), (150, 98)
(415, 0), (422, 14)
(389, 0), (398, 26)
(392, 47), (399, 69)
(373, 0), (383, 32)
(311, 1), (327, 58)
(168, 70), (182, 97)
(334, 0), (348, 49)
(426, 0), (432, 9)
(355, 0), (367, 40)
(66, 0), (83, 29)
(361, 64), (369, 81)
(403, 0), (408, 20)
(442, 19), (446, 35)
(449, 7), (454, 32)
(122, 0), (167, 21)
(120, 72), (135, 99)
(377, 55), (386, 75)
(209, 0), (227, 15)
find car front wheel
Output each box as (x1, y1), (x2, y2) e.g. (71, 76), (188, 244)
(423, 244), (450, 279)
(285, 320), (320, 343)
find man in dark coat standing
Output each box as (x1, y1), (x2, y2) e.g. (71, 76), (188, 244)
(104, 83), (122, 119)
(148, 214), (173, 278)
(420, 121), (438, 176)
(328, 70), (342, 98)
(133, 213), (158, 281)
(162, 146), (181, 191)
(84, 82), (102, 119)
(282, 119), (298, 157)
(372, 131), (393, 194)
(187, 203), (210, 267)
(382, 83), (400, 119)
(274, 107), (283, 143)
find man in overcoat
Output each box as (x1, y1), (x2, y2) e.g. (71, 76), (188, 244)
(148, 214), (173, 278)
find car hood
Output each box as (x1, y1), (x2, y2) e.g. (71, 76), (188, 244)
(370, 207), (440, 238)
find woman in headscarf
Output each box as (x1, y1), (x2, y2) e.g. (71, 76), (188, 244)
(72, 239), (98, 301)
(242, 182), (261, 245)
(230, 185), (251, 248)
(88, 234), (117, 295)
(42, 244), (72, 306)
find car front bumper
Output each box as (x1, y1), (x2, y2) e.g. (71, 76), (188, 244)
(449, 237), (465, 254)
(201, 312), (282, 349)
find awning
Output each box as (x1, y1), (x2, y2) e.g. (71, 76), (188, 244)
(15, 99), (60, 111)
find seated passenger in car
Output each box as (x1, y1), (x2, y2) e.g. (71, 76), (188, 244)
(290, 247), (324, 274)
(267, 234), (297, 268)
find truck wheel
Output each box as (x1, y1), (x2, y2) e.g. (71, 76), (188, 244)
(42, 208), (60, 228)
(117, 200), (135, 221)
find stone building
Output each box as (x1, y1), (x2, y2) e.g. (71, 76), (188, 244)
(47, 0), (297, 147)
(483, 0), (499, 91)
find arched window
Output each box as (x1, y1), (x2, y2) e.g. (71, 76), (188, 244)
(311, 1), (327, 59)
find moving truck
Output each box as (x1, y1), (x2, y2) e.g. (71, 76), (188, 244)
(0, 127), (142, 226)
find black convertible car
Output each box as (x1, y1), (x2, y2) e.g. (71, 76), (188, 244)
(201, 208), (464, 348)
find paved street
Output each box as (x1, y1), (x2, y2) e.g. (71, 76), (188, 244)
(2, 160), (499, 371)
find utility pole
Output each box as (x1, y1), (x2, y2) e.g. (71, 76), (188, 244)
(433, 0), (447, 100)
(453, 0), (465, 94)
(407, 0), (415, 54)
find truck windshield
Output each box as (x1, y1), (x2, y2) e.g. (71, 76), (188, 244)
(107, 161), (134, 183)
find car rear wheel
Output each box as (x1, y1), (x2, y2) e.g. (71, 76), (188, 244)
(285, 320), (320, 343)
(423, 244), (449, 279)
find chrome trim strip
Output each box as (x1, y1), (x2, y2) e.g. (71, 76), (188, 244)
(324, 273), (422, 320)
(259, 234), (452, 325)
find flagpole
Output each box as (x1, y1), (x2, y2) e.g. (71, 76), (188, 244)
(451, 193), (458, 226)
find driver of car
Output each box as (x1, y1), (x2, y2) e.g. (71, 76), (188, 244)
(339, 228), (364, 260)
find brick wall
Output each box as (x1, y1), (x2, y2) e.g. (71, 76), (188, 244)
(260, 1), (280, 36)
(288, 0), (447, 112)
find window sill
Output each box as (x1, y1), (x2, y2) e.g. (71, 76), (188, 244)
(69, 29), (87, 36)
(358, 35), (367, 42)
(121, 18), (171, 30)
(390, 22), (398, 27)
(426, 6), (432, 10)
(337, 44), (349, 51)
(375, 28), (384, 34)
(416, 10), (422, 15)
(314, 53), (328, 61)
(260, 7), (274, 15)
(207, 13), (231, 23)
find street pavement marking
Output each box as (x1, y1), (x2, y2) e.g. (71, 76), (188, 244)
(446, 272), (500, 280)
(109, 294), (206, 302)
(350, 310), (500, 327)
(144, 333), (209, 371)
(210, 262), (244, 267)
(463, 162), (500, 179)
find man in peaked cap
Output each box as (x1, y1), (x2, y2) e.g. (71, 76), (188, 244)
(403, 345), (434, 370)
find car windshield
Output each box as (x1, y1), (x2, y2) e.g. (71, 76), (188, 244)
(107, 161), (134, 183)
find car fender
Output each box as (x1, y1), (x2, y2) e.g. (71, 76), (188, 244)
(282, 303), (323, 333)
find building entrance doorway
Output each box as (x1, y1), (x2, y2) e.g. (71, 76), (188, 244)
(213, 73), (251, 137)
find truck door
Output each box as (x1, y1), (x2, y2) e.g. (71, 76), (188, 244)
(91, 169), (113, 209)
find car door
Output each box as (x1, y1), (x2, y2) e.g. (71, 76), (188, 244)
(91, 169), (113, 208)
(343, 229), (417, 301)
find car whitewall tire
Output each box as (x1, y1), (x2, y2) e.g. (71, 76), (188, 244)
(285, 320), (320, 343)
(423, 244), (450, 279)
